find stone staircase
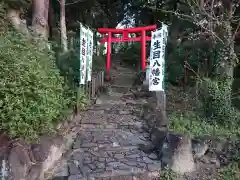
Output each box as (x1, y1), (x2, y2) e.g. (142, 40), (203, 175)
(50, 67), (161, 180)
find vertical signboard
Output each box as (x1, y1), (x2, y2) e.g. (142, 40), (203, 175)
(87, 28), (94, 81)
(79, 23), (88, 84)
(149, 24), (168, 91)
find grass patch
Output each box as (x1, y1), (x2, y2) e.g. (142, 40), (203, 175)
(159, 169), (178, 180)
(216, 162), (240, 180)
(168, 111), (240, 138)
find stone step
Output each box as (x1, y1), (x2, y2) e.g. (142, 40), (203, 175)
(88, 104), (114, 111)
(65, 144), (160, 180)
(67, 170), (159, 180)
(95, 99), (126, 105)
(110, 85), (133, 90)
(52, 140), (160, 179)
(80, 123), (142, 130)
(73, 128), (148, 150)
(107, 92), (124, 97)
(91, 102), (142, 110)
(80, 113), (142, 128)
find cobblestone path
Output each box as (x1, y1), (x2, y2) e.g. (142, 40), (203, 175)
(51, 67), (161, 180)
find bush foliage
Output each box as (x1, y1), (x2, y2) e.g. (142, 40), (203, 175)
(198, 78), (240, 125)
(118, 43), (149, 70)
(0, 30), (72, 141)
(55, 48), (105, 88)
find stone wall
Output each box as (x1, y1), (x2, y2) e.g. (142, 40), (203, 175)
(0, 114), (78, 180)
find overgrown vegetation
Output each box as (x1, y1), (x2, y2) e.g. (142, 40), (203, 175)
(169, 111), (240, 138)
(0, 30), (74, 141)
(119, 43), (144, 69)
(198, 78), (240, 126)
(217, 162), (240, 180)
(55, 47), (105, 87)
(159, 168), (178, 180)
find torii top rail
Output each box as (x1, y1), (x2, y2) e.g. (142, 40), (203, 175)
(98, 25), (157, 80)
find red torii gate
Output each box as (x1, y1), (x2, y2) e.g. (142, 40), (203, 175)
(98, 25), (157, 80)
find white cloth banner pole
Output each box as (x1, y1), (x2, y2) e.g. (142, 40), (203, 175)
(87, 29), (94, 82)
(79, 23), (88, 85)
(149, 24), (168, 91)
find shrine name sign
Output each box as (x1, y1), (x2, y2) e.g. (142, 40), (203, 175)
(149, 24), (168, 91)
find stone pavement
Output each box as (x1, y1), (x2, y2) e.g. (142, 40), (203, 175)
(50, 67), (161, 180)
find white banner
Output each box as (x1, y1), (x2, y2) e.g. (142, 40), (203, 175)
(87, 28), (94, 81)
(79, 23), (88, 84)
(149, 24), (168, 91)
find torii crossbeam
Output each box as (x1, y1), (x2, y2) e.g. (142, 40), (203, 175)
(98, 25), (157, 80)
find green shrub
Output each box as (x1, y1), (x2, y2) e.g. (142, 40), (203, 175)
(119, 43), (145, 69)
(0, 30), (72, 141)
(92, 54), (105, 72)
(56, 49), (80, 88)
(98, 44), (106, 56)
(165, 43), (185, 85)
(216, 162), (240, 180)
(168, 111), (240, 137)
(197, 78), (240, 125)
(56, 49), (105, 88)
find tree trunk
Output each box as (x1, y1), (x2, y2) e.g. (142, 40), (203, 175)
(48, 0), (56, 40)
(217, 2), (237, 81)
(60, 0), (68, 52)
(215, 22), (236, 82)
(7, 9), (28, 34)
(32, 0), (49, 39)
